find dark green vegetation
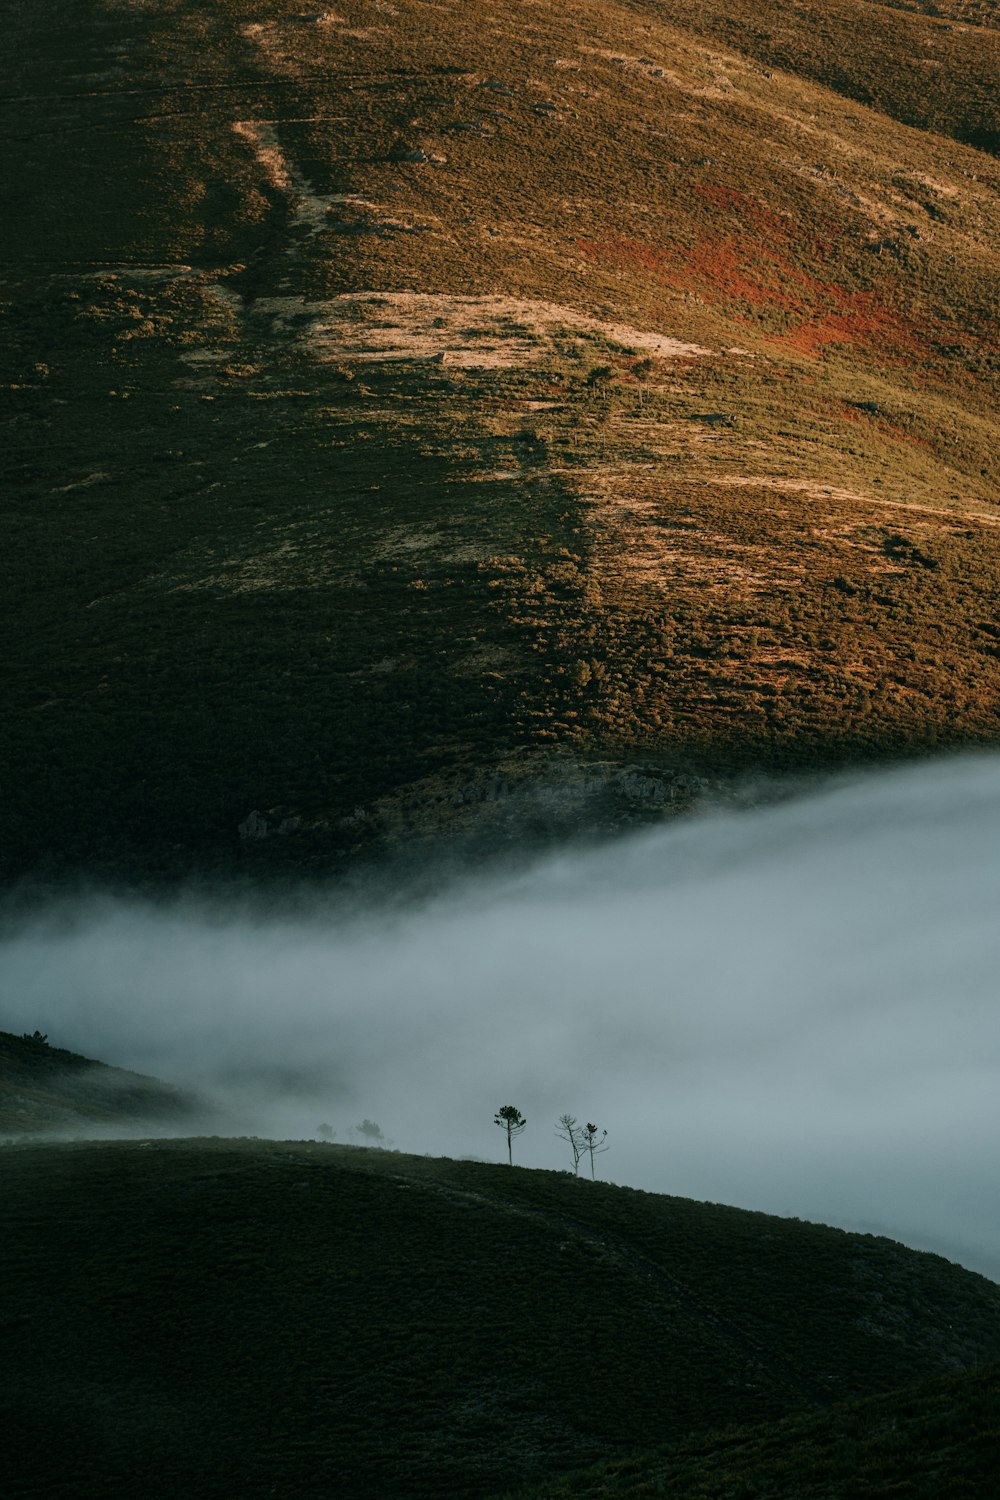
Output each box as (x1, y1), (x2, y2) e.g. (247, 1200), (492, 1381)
(505, 1364), (1000, 1499)
(3, 1136), (1000, 1498)
(3, 0), (1000, 883)
(0, 1028), (202, 1134)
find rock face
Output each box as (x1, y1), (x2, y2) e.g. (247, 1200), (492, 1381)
(612, 768), (692, 803)
(358, 756), (715, 865)
(238, 810), (303, 841)
(238, 809), (269, 841)
(234, 761), (713, 874)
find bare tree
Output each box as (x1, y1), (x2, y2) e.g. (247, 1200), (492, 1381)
(556, 1114), (585, 1175)
(494, 1104), (527, 1165)
(581, 1122), (609, 1179)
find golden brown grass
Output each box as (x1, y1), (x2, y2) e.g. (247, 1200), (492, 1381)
(2, 0), (999, 878)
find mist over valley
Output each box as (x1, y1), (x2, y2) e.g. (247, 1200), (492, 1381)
(5, 755), (998, 1282)
(4, 0), (1000, 1491)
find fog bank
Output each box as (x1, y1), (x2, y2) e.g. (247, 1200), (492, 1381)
(2, 754), (999, 1280)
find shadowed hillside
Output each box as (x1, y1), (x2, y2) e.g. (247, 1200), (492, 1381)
(3, 0), (1000, 881)
(506, 1362), (1000, 1499)
(2, 1137), (999, 1497)
(0, 1029), (202, 1134)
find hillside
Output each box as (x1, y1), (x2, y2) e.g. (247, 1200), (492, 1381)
(506, 1362), (1000, 1499)
(3, 1137), (1000, 1498)
(3, 0), (1000, 882)
(0, 1028), (202, 1134)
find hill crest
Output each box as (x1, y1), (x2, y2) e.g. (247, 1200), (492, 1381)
(2, 1134), (999, 1496)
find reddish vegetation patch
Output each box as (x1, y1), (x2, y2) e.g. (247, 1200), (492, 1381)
(694, 184), (792, 241)
(694, 184), (843, 260)
(576, 185), (919, 356)
(773, 303), (920, 358)
(839, 403), (931, 447)
(576, 218), (920, 359)
(685, 239), (779, 307)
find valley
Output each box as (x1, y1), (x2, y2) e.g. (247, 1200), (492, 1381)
(3, 2), (999, 1493)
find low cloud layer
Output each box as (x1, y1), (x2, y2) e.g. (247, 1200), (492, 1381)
(2, 754), (999, 1280)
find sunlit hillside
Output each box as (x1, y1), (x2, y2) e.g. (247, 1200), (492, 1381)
(3, 0), (999, 881)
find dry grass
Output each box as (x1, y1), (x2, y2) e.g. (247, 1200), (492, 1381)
(2, 0), (999, 880)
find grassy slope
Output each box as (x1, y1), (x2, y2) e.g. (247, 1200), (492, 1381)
(3, 0), (1000, 882)
(2, 1137), (1000, 1498)
(505, 1363), (1000, 1499)
(0, 1029), (201, 1133)
(628, 0), (1000, 152)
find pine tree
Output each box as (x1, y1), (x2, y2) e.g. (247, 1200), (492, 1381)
(494, 1104), (527, 1165)
(581, 1122), (609, 1179)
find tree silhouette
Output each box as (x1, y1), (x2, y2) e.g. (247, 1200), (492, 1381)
(555, 1113), (585, 1175)
(494, 1104), (527, 1165)
(581, 1122), (608, 1179)
(354, 1119), (391, 1148)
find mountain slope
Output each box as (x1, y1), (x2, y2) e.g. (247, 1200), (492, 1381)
(625, 0), (1000, 153)
(506, 1362), (1000, 1499)
(3, 1137), (999, 1497)
(3, 0), (999, 881)
(0, 1028), (202, 1134)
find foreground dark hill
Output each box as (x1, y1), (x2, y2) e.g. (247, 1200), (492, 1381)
(2, 1137), (999, 1498)
(0, 1028), (201, 1135)
(507, 1363), (1000, 1499)
(4, 0), (1000, 882)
